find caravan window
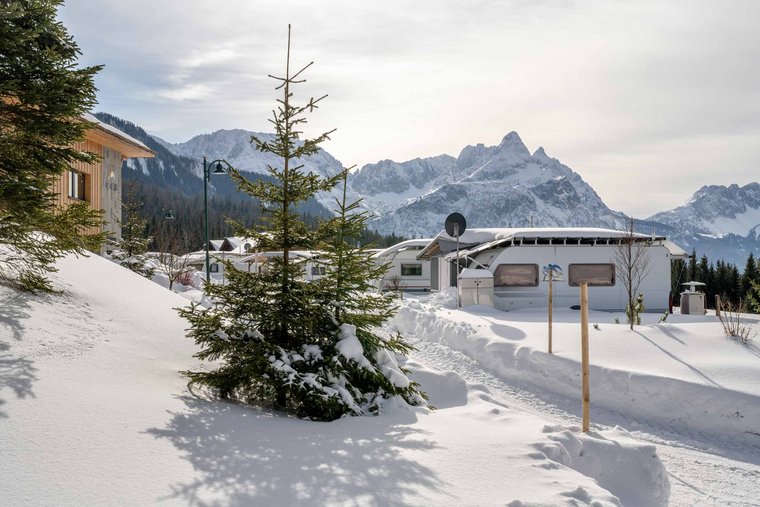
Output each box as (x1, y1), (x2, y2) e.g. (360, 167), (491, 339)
(401, 263), (422, 276)
(568, 263), (615, 286)
(493, 264), (539, 287)
(311, 266), (326, 276)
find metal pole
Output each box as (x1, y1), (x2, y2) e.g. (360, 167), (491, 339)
(455, 224), (460, 308)
(203, 156), (210, 284)
(548, 270), (553, 354)
(580, 281), (590, 432)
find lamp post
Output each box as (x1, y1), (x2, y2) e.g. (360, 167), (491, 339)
(203, 156), (233, 284)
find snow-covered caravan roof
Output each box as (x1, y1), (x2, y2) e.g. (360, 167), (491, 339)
(663, 239), (689, 259)
(418, 227), (678, 260)
(240, 250), (321, 264)
(208, 240), (224, 251)
(373, 239), (433, 259)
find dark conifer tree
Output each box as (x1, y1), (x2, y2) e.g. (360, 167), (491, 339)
(180, 27), (425, 420)
(687, 249), (698, 282)
(728, 264), (741, 303)
(741, 253), (758, 296)
(0, 0), (105, 290)
(110, 182), (153, 277)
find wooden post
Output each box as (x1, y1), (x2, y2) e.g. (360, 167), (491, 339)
(548, 271), (553, 354)
(580, 282), (590, 432)
(715, 295), (721, 317)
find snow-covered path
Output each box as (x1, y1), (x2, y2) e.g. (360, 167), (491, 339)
(407, 339), (760, 506)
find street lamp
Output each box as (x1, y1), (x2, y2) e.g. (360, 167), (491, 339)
(203, 156), (233, 284)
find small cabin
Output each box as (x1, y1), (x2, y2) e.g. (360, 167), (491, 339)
(418, 227), (688, 312)
(373, 239), (432, 292)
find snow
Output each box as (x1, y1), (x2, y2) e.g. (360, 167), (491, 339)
(1, 253), (758, 504)
(705, 207), (760, 237)
(436, 226), (653, 244)
(81, 112), (151, 151)
(335, 323), (374, 371)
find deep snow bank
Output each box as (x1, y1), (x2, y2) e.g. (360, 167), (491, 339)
(393, 294), (760, 448)
(0, 253), (671, 505)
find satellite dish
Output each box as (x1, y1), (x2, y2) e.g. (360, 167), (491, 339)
(445, 212), (467, 238)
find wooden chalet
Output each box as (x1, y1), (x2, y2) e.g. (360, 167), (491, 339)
(50, 113), (154, 238)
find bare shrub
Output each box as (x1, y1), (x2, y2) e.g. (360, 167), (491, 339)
(718, 298), (755, 344)
(384, 275), (406, 299)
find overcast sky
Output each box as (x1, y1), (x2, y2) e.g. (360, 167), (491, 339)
(58, 0), (760, 218)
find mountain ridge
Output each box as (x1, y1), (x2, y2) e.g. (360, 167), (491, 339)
(96, 113), (760, 266)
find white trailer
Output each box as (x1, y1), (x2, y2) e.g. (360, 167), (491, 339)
(373, 239), (432, 292)
(240, 250), (328, 282)
(419, 227), (688, 312)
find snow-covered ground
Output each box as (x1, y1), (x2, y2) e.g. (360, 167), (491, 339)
(1, 253), (758, 505)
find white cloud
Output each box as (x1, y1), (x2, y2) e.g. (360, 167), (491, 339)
(57, 0), (760, 217)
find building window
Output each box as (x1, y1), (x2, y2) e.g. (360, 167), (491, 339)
(568, 263), (615, 286)
(68, 170), (87, 201)
(311, 266), (326, 276)
(494, 264), (539, 287)
(401, 263), (422, 276)
(210, 264), (220, 273)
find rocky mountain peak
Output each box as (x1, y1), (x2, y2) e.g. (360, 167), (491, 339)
(533, 146), (549, 160)
(497, 131), (531, 158)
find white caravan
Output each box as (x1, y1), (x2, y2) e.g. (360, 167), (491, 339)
(240, 250), (328, 282)
(418, 227), (688, 312)
(373, 239), (432, 292)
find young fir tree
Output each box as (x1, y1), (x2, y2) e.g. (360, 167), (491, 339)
(110, 182), (154, 277)
(314, 170), (426, 415)
(0, 0), (105, 291)
(180, 26), (425, 420)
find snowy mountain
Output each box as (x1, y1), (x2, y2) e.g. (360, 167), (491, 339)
(648, 183), (760, 265)
(169, 129), (345, 182)
(94, 113), (204, 195)
(348, 154), (458, 215)
(95, 113), (758, 264)
(165, 128), (348, 211)
(94, 114), (333, 217)
(361, 132), (632, 237)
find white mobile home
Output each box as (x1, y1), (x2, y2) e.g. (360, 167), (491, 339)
(240, 250), (328, 282)
(373, 239), (432, 292)
(418, 228), (688, 312)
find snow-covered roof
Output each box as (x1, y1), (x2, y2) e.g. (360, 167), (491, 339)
(239, 250), (321, 264)
(219, 237), (258, 253)
(419, 227), (672, 260)
(373, 239), (433, 259)
(663, 239), (689, 259)
(81, 113), (154, 158)
(438, 227), (656, 243)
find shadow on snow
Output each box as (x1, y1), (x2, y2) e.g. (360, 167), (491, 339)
(0, 291), (37, 418)
(147, 395), (448, 506)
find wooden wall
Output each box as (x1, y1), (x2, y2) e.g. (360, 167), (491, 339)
(50, 139), (104, 236)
